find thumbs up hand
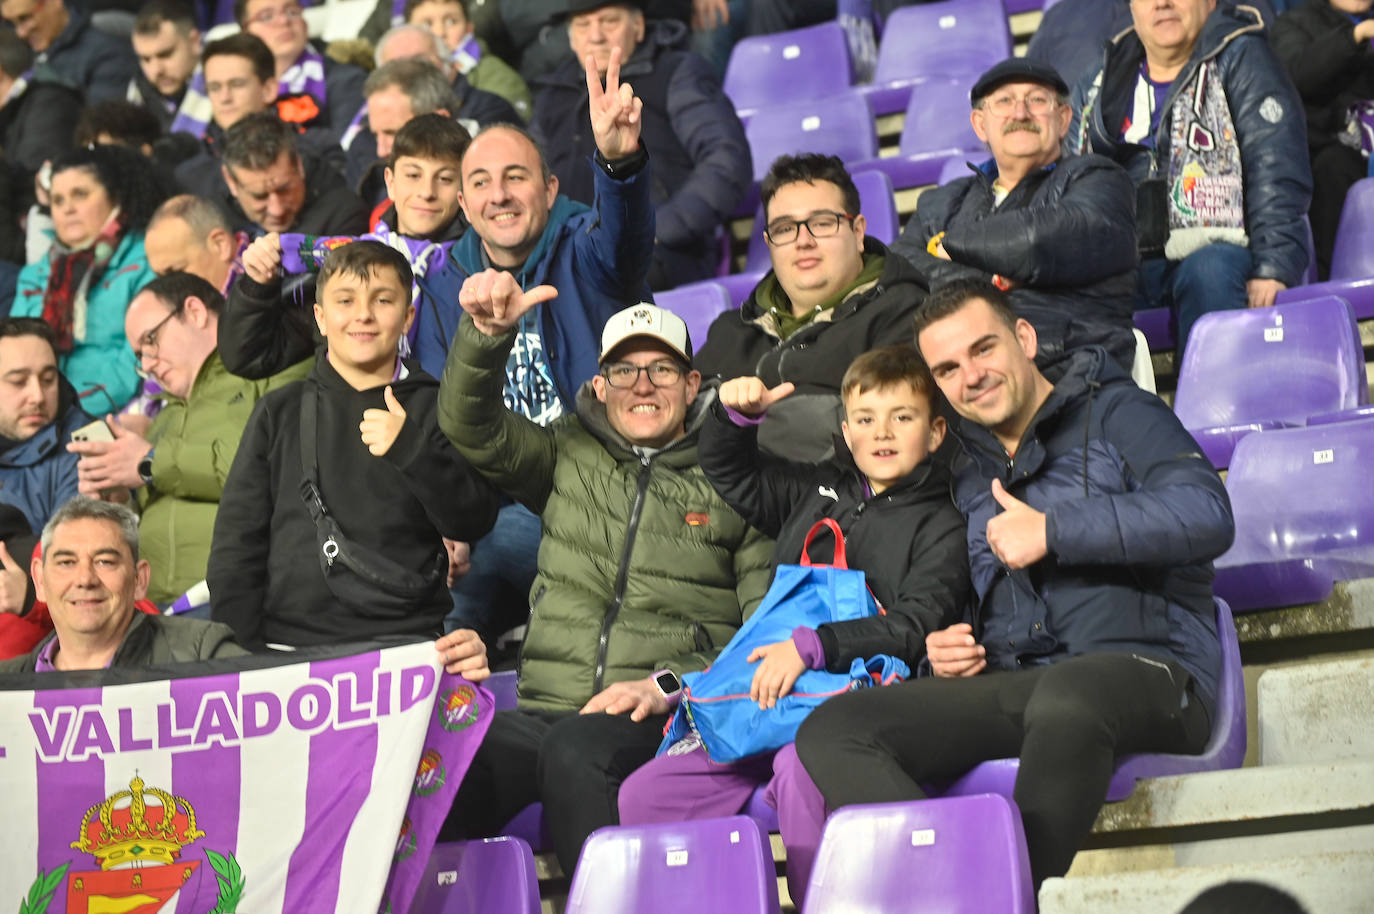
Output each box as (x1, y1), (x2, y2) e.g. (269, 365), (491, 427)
(985, 478), (1048, 570)
(719, 377), (795, 417)
(360, 385), (408, 456)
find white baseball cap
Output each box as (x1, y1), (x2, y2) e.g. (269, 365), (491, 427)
(598, 303), (693, 364)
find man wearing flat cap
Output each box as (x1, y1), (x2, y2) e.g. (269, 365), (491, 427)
(893, 58), (1139, 373)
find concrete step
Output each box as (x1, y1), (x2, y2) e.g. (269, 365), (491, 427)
(1041, 849), (1374, 914)
(1259, 656), (1374, 765)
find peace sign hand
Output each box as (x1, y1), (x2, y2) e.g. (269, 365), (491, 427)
(587, 46), (643, 160)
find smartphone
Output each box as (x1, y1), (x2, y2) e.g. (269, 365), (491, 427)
(71, 420), (115, 444)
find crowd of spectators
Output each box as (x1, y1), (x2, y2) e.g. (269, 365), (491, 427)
(0, 0), (1358, 906)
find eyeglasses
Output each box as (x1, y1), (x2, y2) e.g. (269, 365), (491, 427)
(132, 307), (180, 375)
(764, 211), (856, 246)
(601, 360), (684, 389)
(249, 4), (304, 25)
(982, 91), (1058, 118)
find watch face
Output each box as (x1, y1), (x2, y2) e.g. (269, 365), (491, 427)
(654, 670), (680, 695)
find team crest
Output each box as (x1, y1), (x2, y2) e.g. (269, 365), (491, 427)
(414, 748), (447, 797)
(437, 686), (479, 732)
(18, 776), (244, 914)
(393, 816), (417, 864)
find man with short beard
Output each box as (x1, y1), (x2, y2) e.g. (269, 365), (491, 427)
(892, 58), (1139, 372)
(0, 319), (89, 534)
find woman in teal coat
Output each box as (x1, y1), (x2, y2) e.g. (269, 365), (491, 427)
(13, 145), (176, 412)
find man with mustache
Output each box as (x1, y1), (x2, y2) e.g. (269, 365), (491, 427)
(893, 59), (1139, 373)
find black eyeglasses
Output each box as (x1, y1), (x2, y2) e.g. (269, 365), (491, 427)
(132, 307), (181, 376)
(764, 211), (857, 246)
(601, 360), (684, 389)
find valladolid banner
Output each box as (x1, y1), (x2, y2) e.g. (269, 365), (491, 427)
(0, 640), (492, 914)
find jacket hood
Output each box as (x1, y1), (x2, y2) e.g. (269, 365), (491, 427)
(740, 237), (929, 321)
(572, 375), (718, 463)
(451, 192), (590, 278)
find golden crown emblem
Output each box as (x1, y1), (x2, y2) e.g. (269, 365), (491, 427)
(70, 776), (205, 870)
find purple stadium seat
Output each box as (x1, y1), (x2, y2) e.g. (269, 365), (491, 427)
(939, 155), (978, 186)
(854, 76), (985, 190)
(1173, 296), (1366, 469)
(1004, 0), (1044, 11)
(1330, 177), (1374, 280)
(1276, 275), (1374, 320)
(656, 282), (733, 354)
(1308, 403), (1374, 426)
(409, 837), (540, 914)
(744, 90), (879, 184)
(718, 271), (767, 309)
(565, 816), (780, 914)
(742, 784), (779, 832)
(804, 795), (1035, 914)
(851, 169), (900, 244)
(863, 0), (1012, 116)
(939, 599), (1245, 802)
(1213, 421), (1374, 611)
(1133, 307), (1176, 352)
(486, 670), (518, 710)
(723, 21), (853, 121)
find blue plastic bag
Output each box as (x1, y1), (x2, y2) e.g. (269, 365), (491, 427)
(659, 519), (910, 763)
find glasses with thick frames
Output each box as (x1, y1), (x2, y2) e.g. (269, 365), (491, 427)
(764, 211), (857, 246)
(132, 307), (181, 377)
(601, 360), (684, 389)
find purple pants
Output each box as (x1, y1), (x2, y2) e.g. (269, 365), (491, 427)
(618, 742), (828, 904)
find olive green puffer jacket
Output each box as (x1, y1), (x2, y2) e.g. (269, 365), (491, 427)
(439, 316), (775, 711)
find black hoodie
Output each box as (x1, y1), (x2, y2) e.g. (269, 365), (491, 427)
(208, 355), (500, 650)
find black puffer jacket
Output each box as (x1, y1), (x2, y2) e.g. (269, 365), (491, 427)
(699, 402), (969, 672)
(531, 19), (750, 288)
(1069, 2), (1312, 286)
(38, 6), (138, 103)
(892, 154), (1138, 371)
(694, 239), (929, 462)
(1271, 0), (1374, 152)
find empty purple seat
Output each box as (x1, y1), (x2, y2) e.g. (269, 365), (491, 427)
(724, 21), (853, 121)
(804, 795), (1034, 913)
(1330, 176), (1374, 280)
(744, 90), (878, 183)
(939, 155), (977, 186)
(409, 837), (540, 914)
(566, 816), (780, 914)
(718, 271), (766, 309)
(1173, 296), (1366, 469)
(1276, 275), (1374, 320)
(1133, 307), (1176, 352)
(864, 0), (1012, 115)
(851, 169), (900, 244)
(854, 76), (984, 190)
(657, 282), (733, 354)
(939, 598), (1245, 802)
(1004, 0), (1043, 11)
(1213, 421), (1374, 611)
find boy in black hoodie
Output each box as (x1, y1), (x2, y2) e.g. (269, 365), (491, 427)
(618, 344), (970, 903)
(208, 240), (499, 665)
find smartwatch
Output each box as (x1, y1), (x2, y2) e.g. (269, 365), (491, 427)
(137, 449), (156, 486)
(652, 668), (682, 700)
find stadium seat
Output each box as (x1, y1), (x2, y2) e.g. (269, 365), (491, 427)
(1004, 0), (1044, 11)
(863, 0), (1012, 116)
(409, 837), (541, 914)
(718, 271), (767, 309)
(656, 282), (733, 354)
(938, 598), (1245, 801)
(744, 90), (879, 184)
(803, 794), (1035, 914)
(1329, 177), (1374, 280)
(939, 155), (977, 186)
(1173, 296), (1366, 469)
(853, 76), (984, 190)
(1213, 420), (1374, 611)
(565, 816), (780, 914)
(486, 670), (518, 711)
(851, 169), (900, 244)
(724, 21), (854, 122)
(1276, 276), (1374, 320)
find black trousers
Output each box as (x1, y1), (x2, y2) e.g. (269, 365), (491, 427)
(795, 652), (1211, 885)
(444, 708), (669, 872)
(1310, 143), (1368, 281)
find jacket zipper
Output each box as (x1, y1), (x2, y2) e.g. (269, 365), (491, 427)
(593, 456), (653, 694)
(515, 583), (547, 683)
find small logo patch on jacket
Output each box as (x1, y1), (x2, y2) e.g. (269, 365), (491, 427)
(685, 512), (709, 526)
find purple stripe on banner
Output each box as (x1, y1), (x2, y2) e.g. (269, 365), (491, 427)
(281, 650), (382, 914)
(171, 670), (242, 914)
(35, 685), (105, 909)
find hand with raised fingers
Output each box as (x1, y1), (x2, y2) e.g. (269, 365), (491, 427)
(359, 386), (407, 456)
(718, 377), (795, 418)
(587, 46), (643, 160)
(985, 478), (1048, 570)
(457, 269), (558, 336)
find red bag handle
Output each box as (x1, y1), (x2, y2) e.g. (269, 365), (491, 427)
(800, 518), (847, 569)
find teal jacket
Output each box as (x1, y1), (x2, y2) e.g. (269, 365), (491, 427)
(13, 233), (152, 412)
